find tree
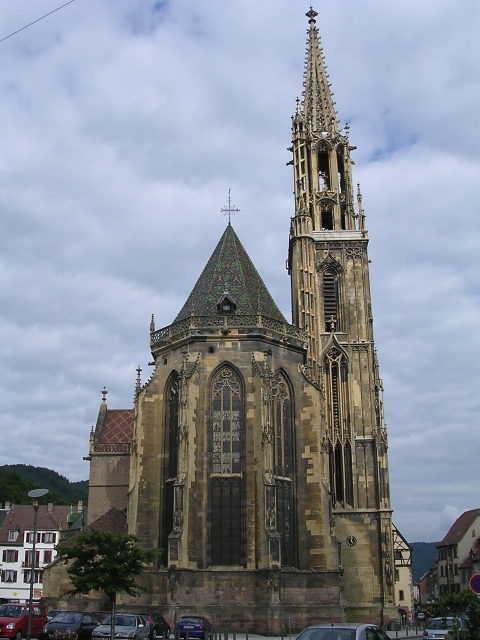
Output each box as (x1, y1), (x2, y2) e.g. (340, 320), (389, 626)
(56, 530), (159, 640)
(432, 591), (480, 640)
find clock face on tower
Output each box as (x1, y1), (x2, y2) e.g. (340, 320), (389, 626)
(346, 536), (357, 547)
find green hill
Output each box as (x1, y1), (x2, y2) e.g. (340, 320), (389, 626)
(411, 541), (439, 582)
(0, 465), (88, 506)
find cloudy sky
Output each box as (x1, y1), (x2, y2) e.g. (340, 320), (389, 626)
(0, 0), (479, 543)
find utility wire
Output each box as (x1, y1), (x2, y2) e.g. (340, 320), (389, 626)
(0, 0), (76, 45)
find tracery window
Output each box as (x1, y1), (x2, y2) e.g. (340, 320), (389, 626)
(209, 367), (245, 566)
(161, 373), (179, 566)
(324, 347), (353, 507)
(272, 373), (295, 567)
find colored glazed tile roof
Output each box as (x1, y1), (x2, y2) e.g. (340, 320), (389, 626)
(99, 409), (134, 444)
(174, 224), (287, 323)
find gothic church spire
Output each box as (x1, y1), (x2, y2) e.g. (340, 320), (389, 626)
(302, 7), (338, 135)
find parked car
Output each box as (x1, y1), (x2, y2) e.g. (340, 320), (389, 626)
(423, 617), (466, 640)
(139, 614), (170, 639)
(47, 610), (68, 622)
(92, 614), (149, 640)
(40, 611), (100, 640)
(91, 612), (110, 624)
(295, 623), (392, 640)
(175, 616), (214, 640)
(0, 603), (48, 640)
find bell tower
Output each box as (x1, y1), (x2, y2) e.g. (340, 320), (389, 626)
(288, 8), (397, 619)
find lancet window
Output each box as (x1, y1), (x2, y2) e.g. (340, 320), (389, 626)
(209, 366), (245, 566)
(323, 269), (339, 331)
(272, 372), (295, 567)
(324, 347), (353, 507)
(161, 373), (179, 566)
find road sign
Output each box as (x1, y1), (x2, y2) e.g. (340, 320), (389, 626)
(469, 573), (480, 593)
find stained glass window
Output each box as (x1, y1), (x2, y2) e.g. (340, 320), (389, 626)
(272, 372), (295, 567)
(212, 368), (241, 475)
(209, 367), (245, 566)
(161, 374), (179, 566)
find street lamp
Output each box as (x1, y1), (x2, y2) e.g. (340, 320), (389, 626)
(26, 488), (49, 640)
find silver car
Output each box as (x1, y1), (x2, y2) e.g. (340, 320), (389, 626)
(91, 614), (149, 640)
(295, 623), (392, 640)
(423, 617), (466, 640)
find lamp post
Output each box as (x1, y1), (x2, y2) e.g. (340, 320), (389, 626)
(26, 488), (49, 640)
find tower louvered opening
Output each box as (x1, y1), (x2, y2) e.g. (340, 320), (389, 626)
(323, 270), (338, 331)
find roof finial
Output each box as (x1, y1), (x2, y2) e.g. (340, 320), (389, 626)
(136, 366), (142, 393)
(221, 188), (240, 225)
(306, 7), (318, 25)
(357, 183), (365, 230)
(101, 387), (107, 403)
(150, 314), (155, 333)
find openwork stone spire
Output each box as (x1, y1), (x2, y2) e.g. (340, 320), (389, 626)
(302, 7), (338, 134)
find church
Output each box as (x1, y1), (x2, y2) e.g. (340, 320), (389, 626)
(85, 8), (398, 631)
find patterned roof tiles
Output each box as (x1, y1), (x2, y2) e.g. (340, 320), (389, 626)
(174, 224), (286, 323)
(99, 409), (134, 444)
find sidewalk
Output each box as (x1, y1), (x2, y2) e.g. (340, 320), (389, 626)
(218, 632), (423, 640)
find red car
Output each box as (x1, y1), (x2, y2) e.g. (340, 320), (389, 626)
(0, 603), (48, 640)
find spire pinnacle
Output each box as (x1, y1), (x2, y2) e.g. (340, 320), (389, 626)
(301, 7), (338, 134)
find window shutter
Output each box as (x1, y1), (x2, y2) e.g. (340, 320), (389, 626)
(2, 550), (5, 562)
(14, 550), (18, 562)
(13, 571), (17, 581)
(52, 532), (56, 544)
(41, 533), (45, 543)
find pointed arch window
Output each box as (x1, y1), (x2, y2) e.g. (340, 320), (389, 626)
(324, 347), (353, 507)
(209, 367), (245, 566)
(161, 374), (179, 566)
(272, 372), (296, 567)
(323, 269), (340, 332)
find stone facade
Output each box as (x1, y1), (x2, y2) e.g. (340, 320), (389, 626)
(75, 7), (399, 632)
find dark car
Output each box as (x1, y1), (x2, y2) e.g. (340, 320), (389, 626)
(47, 610), (68, 622)
(175, 616), (213, 640)
(295, 623), (392, 640)
(92, 614), (149, 640)
(140, 614), (170, 639)
(40, 611), (100, 640)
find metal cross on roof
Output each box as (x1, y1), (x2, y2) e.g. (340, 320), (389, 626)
(221, 189), (240, 225)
